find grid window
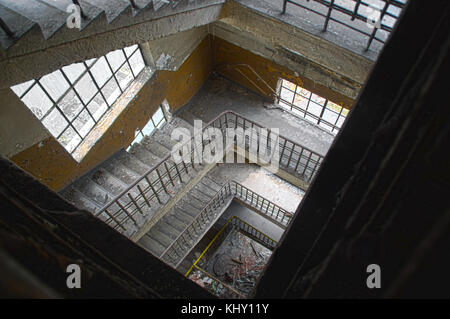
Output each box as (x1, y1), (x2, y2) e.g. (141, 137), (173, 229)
(278, 79), (349, 134)
(127, 106), (168, 151)
(11, 44), (147, 157)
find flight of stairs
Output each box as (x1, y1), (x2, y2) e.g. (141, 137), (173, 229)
(138, 173), (229, 264)
(61, 115), (201, 235)
(0, 0), (221, 50)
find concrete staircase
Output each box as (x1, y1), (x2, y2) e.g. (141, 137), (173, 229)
(0, 0), (221, 50)
(138, 174), (227, 260)
(61, 115), (201, 235)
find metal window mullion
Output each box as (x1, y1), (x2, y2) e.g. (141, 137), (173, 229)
(333, 105), (345, 132)
(59, 68), (98, 125)
(36, 81), (83, 140)
(83, 62), (110, 108)
(323, 0), (335, 32)
(351, 0), (362, 20)
(317, 100), (328, 126)
(18, 80), (38, 99)
(122, 49), (136, 79)
(104, 55), (123, 95)
(365, 0), (391, 51)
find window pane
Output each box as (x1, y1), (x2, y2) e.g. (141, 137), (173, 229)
(124, 45), (138, 57)
(73, 109), (95, 138)
(101, 77), (121, 105)
(152, 107), (164, 125)
(42, 109), (68, 137)
(85, 58), (97, 67)
(57, 89), (83, 121)
(62, 62), (86, 84)
(336, 116), (346, 128)
(311, 93), (326, 106)
(58, 127), (81, 153)
(141, 119), (155, 136)
(282, 79), (296, 91)
(87, 93), (108, 121)
(75, 73), (97, 104)
(39, 70), (70, 101)
(322, 108), (338, 124)
(280, 87), (294, 103)
(11, 79), (35, 97)
(307, 102), (323, 117)
(129, 50), (145, 76)
(319, 121), (333, 132)
(291, 107), (305, 118)
(116, 63), (134, 90)
(279, 100), (291, 111)
(90, 57), (112, 87)
(106, 49), (126, 72)
(298, 87), (311, 97)
(293, 95), (309, 110)
(21, 85), (53, 119)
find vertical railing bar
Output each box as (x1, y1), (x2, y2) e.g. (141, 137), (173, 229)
(116, 200), (138, 226)
(137, 184), (151, 208)
(128, 193), (145, 216)
(155, 168), (169, 194)
(145, 175), (161, 204)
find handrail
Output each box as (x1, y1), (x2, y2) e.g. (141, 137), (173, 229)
(97, 110), (324, 234)
(216, 64), (278, 98)
(159, 180), (291, 267)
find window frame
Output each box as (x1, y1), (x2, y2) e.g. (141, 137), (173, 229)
(11, 45), (146, 155)
(278, 79), (349, 134)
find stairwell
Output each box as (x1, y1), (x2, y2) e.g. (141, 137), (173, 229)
(60, 106), (318, 278)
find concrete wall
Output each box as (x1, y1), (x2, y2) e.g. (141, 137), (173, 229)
(213, 37), (355, 109)
(0, 88), (51, 158)
(9, 36), (213, 191)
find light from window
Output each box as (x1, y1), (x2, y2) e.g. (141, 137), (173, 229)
(11, 44), (146, 155)
(127, 106), (167, 151)
(278, 79), (349, 134)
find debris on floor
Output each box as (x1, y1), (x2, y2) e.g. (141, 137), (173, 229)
(188, 226), (273, 298)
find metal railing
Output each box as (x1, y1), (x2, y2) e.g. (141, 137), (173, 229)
(216, 64), (278, 98)
(185, 216), (277, 298)
(96, 110), (323, 236)
(159, 181), (289, 268)
(282, 0), (407, 51)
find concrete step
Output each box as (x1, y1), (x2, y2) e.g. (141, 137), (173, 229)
(171, 207), (195, 225)
(84, 0), (131, 23)
(128, 142), (161, 168)
(138, 234), (166, 257)
(102, 156), (141, 185)
(62, 186), (101, 213)
(161, 212), (190, 232)
(150, 129), (178, 151)
(115, 150), (151, 175)
(0, 0), (68, 39)
(0, 4), (36, 50)
(90, 167), (127, 196)
(40, 0), (103, 31)
(141, 137), (171, 158)
(148, 221), (178, 247)
(74, 176), (114, 206)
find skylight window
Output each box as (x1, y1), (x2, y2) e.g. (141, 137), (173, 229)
(11, 44), (146, 156)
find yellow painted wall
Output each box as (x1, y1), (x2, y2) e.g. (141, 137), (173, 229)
(9, 35), (352, 192)
(213, 36), (354, 109)
(11, 36), (213, 191)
